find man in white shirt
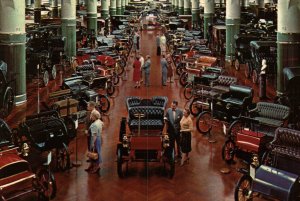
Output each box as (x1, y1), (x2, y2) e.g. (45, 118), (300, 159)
(139, 54), (145, 83)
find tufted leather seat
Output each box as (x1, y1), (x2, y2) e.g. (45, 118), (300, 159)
(221, 84), (253, 108)
(128, 106), (164, 132)
(151, 96), (168, 108)
(76, 64), (94, 72)
(126, 96), (141, 109)
(269, 127), (300, 170)
(196, 56), (218, 67)
(211, 75), (237, 93)
(249, 102), (290, 127)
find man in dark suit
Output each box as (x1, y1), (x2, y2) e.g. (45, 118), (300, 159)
(164, 100), (183, 160)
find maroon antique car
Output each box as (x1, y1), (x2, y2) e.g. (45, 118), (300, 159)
(0, 118), (56, 200)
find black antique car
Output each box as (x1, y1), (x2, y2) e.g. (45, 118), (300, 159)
(279, 67), (300, 128)
(117, 96), (175, 178)
(0, 60), (14, 118)
(246, 41), (277, 84)
(61, 76), (110, 114)
(0, 118), (57, 200)
(233, 34), (260, 71)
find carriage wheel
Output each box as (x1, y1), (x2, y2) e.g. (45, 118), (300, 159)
(228, 120), (243, 140)
(196, 111), (213, 134)
(50, 65), (57, 80)
(163, 147), (175, 179)
(43, 71), (49, 87)
(37, 168), (57, 200)
(98, 94), (110, 114)
(112, 72), (120, 85)
(235, 59), (240, 71)
(234, 175), (253, 201)
(244, 63), (251, 78)
(176, 64), (184, 76)
(222, 140), (236, 163)
(117, 146), (126, 178)
(189, 98), (201, 116)
(1, 87), (14, 117)
(106, 81), (116, 97)
(252, 69), (259, 84)
(183, 83), (193, 100)
(179, 72), (188, 87)
(56, 144), (71, 171)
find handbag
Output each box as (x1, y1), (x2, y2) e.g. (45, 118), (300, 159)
(87, 148), (98, 160)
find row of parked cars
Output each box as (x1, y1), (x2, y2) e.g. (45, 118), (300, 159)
(165, 5), (300, 201)
(0, 9), (137, 200)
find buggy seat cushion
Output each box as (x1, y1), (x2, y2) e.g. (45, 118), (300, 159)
(253, 102), (290, 127)
(222, 85), (253, 107)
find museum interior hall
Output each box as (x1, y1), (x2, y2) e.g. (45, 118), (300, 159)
(0, 0), (300, 201)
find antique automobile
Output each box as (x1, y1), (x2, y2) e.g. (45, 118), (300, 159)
(246, 40), (277, 83)
(61, 76), (110, 114)
(196, 84), (253, 136)
(0, 118), (57, 200)
(233, 34), (260, 71)
(15, 111), (77, 172)
(278, 67), (300, 129)
(0, 60), (14, 118)
(116, 96), (175, 178)
(26, 29), (55, 86)
(234, 127), (300, 201)
(222, 102), (290, 163)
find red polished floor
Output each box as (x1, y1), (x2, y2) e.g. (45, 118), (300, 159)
(5, 29), (276, 201)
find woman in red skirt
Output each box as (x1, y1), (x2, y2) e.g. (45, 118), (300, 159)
(133, 56), (141, 88)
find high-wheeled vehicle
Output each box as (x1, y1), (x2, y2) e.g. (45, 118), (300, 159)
(222, 102), (290, 164)
(234, 127), (300, 201)
(196, 84), (253, 136)
(0, 60), (14, 117)
(116, 96), (175, 178)
(61, 76), (110, 114)
(246, 40), (277, 84)
(278, 67), (300, 129)
(233, 34), (260, 71)
(0, 118), (57, 200)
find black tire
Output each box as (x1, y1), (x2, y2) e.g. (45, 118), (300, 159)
(56, 144), (71, 171)
(50, 65), (57, 80)
(98, 94), (110, 114)
(244, 63), (251, 78)
(43, 71), (49, 87)
(189, 98), (201, 116)
(235, 59), (240, 71)
(117, 146), (125, 178)
(112, 72), (120, 85)
(1, 87), (14, 117)
(106, 81), (116, 97)
(234, 175), (253, 201)
(164, 147), (175, 179)
(196, 111), (213, 134)
(64, 116), (77, 140)
(37, 168), (57, 200)
(222, 139), (236, 163)
(227, 120), (243, 141)
(183, 83), (193, 100)
(179, 72), (188, 87)
(252, 69), (259, 84)
(176, 65), (183, 76)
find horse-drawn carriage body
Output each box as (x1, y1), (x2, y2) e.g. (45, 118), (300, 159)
(26, 30), (57, 86)
(234, 34), (261, 70)
(248, 40), (277, 83)
(282, 67), (300, 127)
(0, 60), (14, 117)
(117, 96), (175, 178)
